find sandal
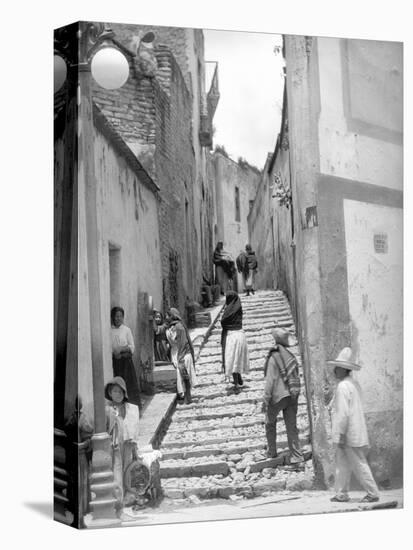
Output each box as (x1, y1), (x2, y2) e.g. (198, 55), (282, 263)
(360, 494), (379, 503)
(330, 495), (350, 502)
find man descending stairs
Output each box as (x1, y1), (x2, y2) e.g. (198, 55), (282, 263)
(159, 290), (313, 500)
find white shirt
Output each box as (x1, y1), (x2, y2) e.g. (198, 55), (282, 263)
(111, 324), (135, 355)
(331, 376), (369, 447)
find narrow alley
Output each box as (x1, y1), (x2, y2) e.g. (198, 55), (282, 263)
(159, 290), (313, 501)
(52, 21), (403, 529)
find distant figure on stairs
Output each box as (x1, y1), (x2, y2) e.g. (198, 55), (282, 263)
(152, 309), (171, 362)
(166, 307), (197, 404)
(262, 328), (305, 470)
(213, 241), (235, 295)
(236, 244), (258, 296)
(221, 290), (250, 394)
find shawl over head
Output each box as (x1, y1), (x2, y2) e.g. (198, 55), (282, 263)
(246, 250), (258, 271)
(213, 244), (235, 276)
(236, 252), (248, 275)
(221, 291), (243, 372)
(221, 291), (243, 330)
(168, 307), (195, 365)
(105, 376), (129, 401)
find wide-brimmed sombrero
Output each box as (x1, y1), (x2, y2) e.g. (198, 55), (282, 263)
(326, 347), (361, 371)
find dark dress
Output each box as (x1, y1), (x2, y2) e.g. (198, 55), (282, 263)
(111, 324), (142, 409)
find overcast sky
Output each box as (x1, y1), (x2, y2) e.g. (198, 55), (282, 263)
(204, 29), (284, 169)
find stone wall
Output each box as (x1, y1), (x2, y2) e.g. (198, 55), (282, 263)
(248, 132), (296, 314)
(284, 35), (333, 487)
(284, 34), (403, 486)
(90, 119), (162, 404)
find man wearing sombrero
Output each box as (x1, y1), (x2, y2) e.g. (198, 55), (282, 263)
(327, 348), (380, 503)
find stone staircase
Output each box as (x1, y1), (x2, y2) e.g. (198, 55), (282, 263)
(159, 290), (314, 500)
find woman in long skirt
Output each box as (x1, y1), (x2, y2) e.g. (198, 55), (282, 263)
(111, 306), (142, 409)
(166, 307), (197, 403)
(221, 291), (250, 393)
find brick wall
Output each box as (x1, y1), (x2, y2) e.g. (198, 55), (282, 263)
(92, 27), (201, 319)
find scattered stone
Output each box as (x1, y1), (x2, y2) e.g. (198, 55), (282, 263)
(228, 453), (243, 463)
(229, 494), (244, 501)
(252, 478), (287, 496)
(285, 475), (313, 491)
(165, 488), (184, 499)
(188, 494), (202, 504)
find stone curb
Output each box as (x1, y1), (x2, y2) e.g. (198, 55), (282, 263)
(162, 475), (315, 500)
(160, 460), (230, 478)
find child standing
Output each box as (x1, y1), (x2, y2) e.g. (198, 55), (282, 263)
(105, 376), (140, 508)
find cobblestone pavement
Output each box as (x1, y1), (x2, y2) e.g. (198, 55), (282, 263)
(158, 290), (314, 502)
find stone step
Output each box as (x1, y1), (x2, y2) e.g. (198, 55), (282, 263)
(198, 348), (299, 363)
(195, 362), (302, 378)
(243, 309), (292, 318)
(161, 459), (230, 478)
(162, 438), (269, 461)
(194, 370), (304, 388)
(206, 315), (294, 339)
(158, 290), (313, 498)
(192, 380), (266, 398)
(161, 453), (314, 497)
(161, 436), (311, 462)
(176, 391), (308, 410)
(172, 401), (308, 422)
(162, 428), (311, 450)
(160, 446), (313, 479)
(164, 418), (308, 443)
(196, 348), (301, 365)
(169, 412), (307, 433)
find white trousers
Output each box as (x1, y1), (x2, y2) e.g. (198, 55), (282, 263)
(176, 353), (197, 395)
(335, 446), (379, 498)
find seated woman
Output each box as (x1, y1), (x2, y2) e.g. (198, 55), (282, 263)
(152, 309), (171, 362)
(105, 376), (140, 509)
(166, 308), (197, 403)
(111, 306), (141, 409)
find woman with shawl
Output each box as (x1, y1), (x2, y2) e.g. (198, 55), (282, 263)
(221, 291), (250, 393)
(111, 306), (142, 409)
(213, 241), (235, 295)
(166, 307), (197, 403)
